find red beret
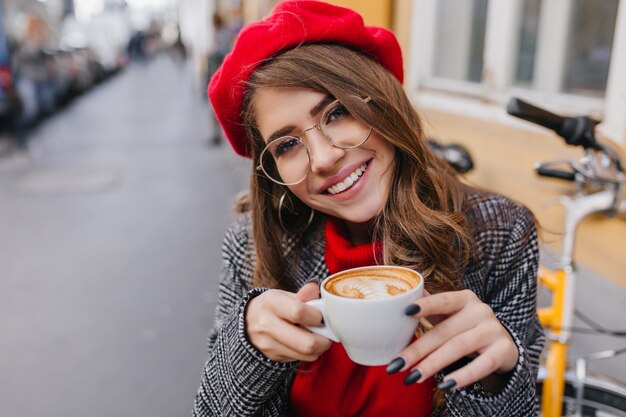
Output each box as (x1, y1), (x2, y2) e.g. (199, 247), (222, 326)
(208, 0), (404, 158)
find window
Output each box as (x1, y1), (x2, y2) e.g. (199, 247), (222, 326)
(410, 0), (626, 144)
(432, 0), (489, 83)
(514, 0), (541, 87)
(414, 0), (622, 99)
(512, 0), (619, 97)
(563, 0), (619, 96)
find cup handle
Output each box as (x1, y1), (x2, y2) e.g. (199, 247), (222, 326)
(304, 299), (340, 342)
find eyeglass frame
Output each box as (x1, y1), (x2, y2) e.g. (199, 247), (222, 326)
(255, 96), (373, 186)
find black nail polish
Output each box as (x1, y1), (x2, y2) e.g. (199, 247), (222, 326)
(403, 369), (422, 385)
(404, 304), (421, 316)
(438, 379), (457, 392)
(386, 357), (405, 374)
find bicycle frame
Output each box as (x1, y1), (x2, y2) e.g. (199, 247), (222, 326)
(506, 96), (625, 416)
(538, 190), (617, 417)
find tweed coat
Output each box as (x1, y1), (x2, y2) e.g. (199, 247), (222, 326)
(194, 190), (544, 417)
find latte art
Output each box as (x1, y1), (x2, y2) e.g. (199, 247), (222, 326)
(328, 276), (412, 299)
(324, 269), (420, 300)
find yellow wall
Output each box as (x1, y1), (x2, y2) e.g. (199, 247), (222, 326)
(326, 0), (393, 28)
(392, 0), (412, 78)
(326, 0), (412, 80)
(242, 0), (393, 28)
(422, 109), (626, 288)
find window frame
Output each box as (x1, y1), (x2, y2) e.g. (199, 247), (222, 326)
(407, 0), (626, 144)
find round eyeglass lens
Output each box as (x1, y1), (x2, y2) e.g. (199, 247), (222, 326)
(320, 97), (372, 148)
(260, 136), (310, 185)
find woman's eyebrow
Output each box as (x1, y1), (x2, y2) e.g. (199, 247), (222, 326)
(309, 95), (334, 117)
(266, 95), (335, 143)
(267, 125), (297, 143)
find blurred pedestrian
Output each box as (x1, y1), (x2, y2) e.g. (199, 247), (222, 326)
(13, 14), (52, 147)
(171, 26), (187, 63)
(206, 13), (231, 146)
(127, 31), (146, 61)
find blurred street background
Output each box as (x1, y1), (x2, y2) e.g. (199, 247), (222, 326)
(0, 53), (249, 417)
(0, 1), (625, 416)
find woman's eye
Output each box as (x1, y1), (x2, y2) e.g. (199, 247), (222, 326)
(274, 137), (302, 157)
(324, 104), (349, 124)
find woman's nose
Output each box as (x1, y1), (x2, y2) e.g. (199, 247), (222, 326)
(306, 129), (345, 174)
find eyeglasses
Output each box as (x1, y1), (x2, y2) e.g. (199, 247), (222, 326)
(256, 96), (373, 185)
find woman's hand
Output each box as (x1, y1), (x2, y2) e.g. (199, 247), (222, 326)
(389, 289), (519, 390)
(245, 281), (333, 363)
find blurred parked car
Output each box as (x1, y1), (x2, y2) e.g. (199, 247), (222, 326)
(16, 16), (126, 117)
(0, 5), (19, 133)
(0, 3), (130, 146)
(61, 11), (129, 76)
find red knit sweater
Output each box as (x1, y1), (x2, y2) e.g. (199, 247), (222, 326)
(289, 217), (434, 417)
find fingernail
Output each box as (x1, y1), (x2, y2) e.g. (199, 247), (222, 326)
(438, 379), (457, 392)
(404, 304), (421, 316)
(306, 278), (320, 285)
(386, 357), (405, 374)
(403, 368), (422, 385)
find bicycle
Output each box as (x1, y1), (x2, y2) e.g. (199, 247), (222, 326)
(507, 98), (626, 416)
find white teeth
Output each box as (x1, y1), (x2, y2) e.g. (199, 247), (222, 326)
(327, 163), (368, 195)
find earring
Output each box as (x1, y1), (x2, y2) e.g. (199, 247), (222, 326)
(278, 192), (315, 234)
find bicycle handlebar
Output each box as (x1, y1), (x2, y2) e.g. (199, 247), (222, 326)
(507, 98), (601, 151)
(506, 98), (564, 132)
(507, 97), (625, 199)
(536, 166), (576, 182)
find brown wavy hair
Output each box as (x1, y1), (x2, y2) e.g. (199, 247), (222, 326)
(239, 44), (473, 294)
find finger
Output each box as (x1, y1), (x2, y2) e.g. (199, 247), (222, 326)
(295, 279), (321, 302)
(249, 312), (331, 362)
(406, 289), (479, 319)
(396, 311), (482, 370)
(419, 289), (445, 323)
(247, 311), (305, 362)
(269, 317), (333, 361)
(406, 324), (492, 384)
(266, 290), (323, 327)
(247, 294), (330, 362)
(406, 289), (445, 325)
(276, 296), (325, 327)
(439, 343), (509, 390)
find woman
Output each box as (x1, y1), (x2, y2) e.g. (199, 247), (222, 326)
(195, 2), (543, 416)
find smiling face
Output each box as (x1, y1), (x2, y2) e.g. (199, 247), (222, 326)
(253, 87), (396, 230)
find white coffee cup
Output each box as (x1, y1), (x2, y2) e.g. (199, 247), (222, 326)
(306, 265), (424, 366)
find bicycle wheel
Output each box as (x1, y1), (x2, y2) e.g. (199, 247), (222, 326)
(537, 369), (626, 416)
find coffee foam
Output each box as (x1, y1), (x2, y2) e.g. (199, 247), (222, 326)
(325, 268), (419, 300)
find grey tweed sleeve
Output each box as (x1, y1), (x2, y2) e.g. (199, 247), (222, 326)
(444, 200), (544, 417)
(193, 221), (297, 417)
